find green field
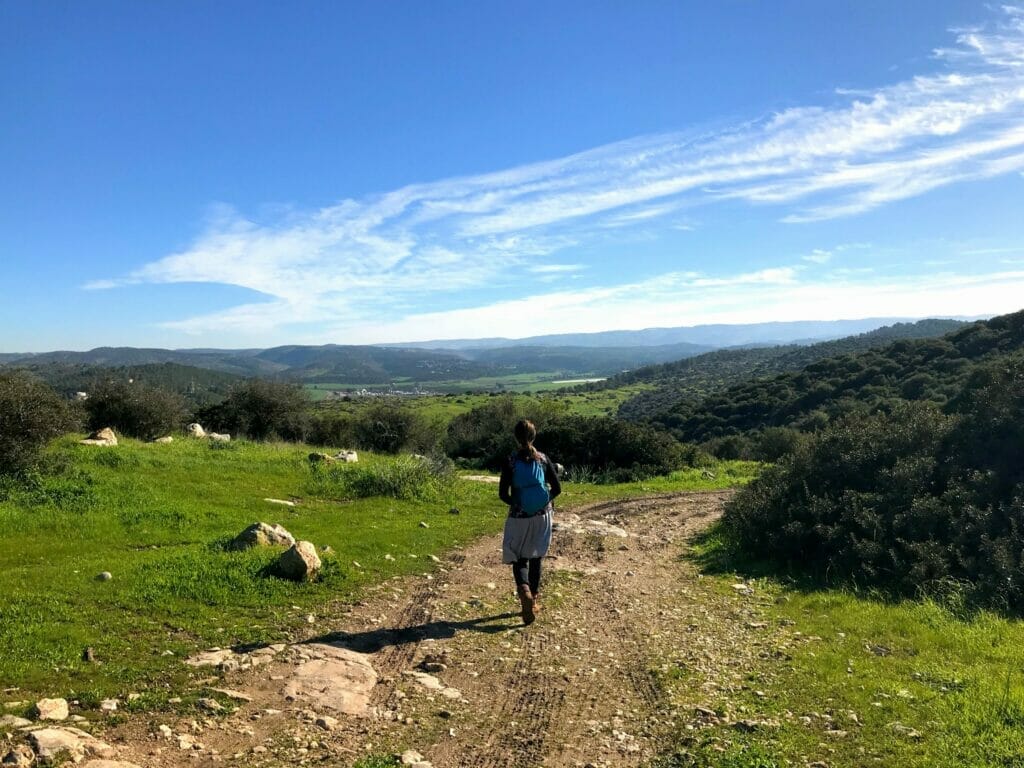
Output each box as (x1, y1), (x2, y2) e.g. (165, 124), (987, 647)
(0, 436), (748, 703)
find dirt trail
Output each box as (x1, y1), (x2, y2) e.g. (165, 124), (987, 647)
(95, 490), (776, 768)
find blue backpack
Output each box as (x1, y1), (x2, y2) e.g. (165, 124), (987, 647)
(512, 455), (550, 515)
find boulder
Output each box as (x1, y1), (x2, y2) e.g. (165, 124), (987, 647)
(207, 432), (231, 442)
(34, 698), (68, 721)
(334, 450), (358, 463)
(28, 726), (114, 763)
(79, 428), (117, 447)
(152, 436), (173, 444)
(275, 541), (321, 581)
(308, 452), (336, 463)
(281, 643), (377, 715)
(0, 714), (32, 729)
(227, 523), (295, 551)
(1, 745), (34, 767)
(186, 423), (206, 438)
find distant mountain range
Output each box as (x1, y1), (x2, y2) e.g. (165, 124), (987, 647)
(0, 315), (985, 387)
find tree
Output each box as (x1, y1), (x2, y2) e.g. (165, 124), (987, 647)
(0, 372), (80, 475)
(85, 379), (188, 439)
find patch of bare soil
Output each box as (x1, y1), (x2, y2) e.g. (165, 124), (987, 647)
(62, 490), (781, 768)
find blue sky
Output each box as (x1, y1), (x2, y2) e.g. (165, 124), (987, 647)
(2, 1), (1023, 350)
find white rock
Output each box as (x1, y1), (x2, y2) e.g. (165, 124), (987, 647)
(281, 644), (377, 716)
(186, 423), (206, 438)
(227, 522), (295, 551)
(152, 436), (174, 444)
(34, 698), (69, 721)
(29, 726), (114, 762)
(79, 428), (117, 446)
(99, 698), (118, 712)
(0, 714), (32, 728)
(263, 498), (295, 507)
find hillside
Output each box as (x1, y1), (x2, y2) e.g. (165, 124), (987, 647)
(652, 310), (1023, 442)
(613, 318), (968, 422)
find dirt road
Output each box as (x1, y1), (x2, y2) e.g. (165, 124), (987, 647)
(87, 490), (777, 768)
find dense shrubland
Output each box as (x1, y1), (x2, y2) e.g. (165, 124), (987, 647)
(651, 311), (1023, 443)
(723, 353), (1024, 610)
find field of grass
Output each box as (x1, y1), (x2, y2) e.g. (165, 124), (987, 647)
(653, 530), (1024, 768)
(0, 437), (750, 706)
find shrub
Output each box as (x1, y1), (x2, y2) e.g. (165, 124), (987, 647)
(444, 395), (564, 468)
(752, 427), (806, 462)
(723, 357), (1024, 610)
(84, 379), (188, 439)
(0, 371), (81, 475)
(307, 411), (356, 448)
(538, 415), (687, 483)
(307, 454), (455, 501)
(352, 402), (430, 454)
(199, 379), (309, 441)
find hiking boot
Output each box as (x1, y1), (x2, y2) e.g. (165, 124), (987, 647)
(517, 584), (536, 625)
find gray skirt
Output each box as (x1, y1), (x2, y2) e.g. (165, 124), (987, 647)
(502, 510), (553, 563)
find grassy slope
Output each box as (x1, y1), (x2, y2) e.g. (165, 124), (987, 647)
(653, 532), (1024, 768)
(0, 437), (749, 702)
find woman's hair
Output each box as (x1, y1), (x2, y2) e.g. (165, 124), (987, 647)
(514, 419), (538, 458)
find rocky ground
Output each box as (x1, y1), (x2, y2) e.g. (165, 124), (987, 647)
(4, 490), (791, 768)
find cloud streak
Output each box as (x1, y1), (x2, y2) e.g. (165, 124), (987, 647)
(89, 6), (1024, 341)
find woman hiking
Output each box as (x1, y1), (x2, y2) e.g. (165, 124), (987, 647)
(499, 419), (561, 625)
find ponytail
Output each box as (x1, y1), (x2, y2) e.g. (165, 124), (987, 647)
(514, 419), (538, 459)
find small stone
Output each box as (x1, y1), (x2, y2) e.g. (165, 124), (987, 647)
(0, 714), (32, 729)
(400, 750), (424, 765)
(448, 507), (460, 514)
(34, 698), (69, 721)
(97, 572), (113, 582)
(419, 521), (429, 528)
(99, 698), (118, 712)
(82, 647), (96, 662)
(315, 715), (338, 731)
(210, 688), (252, 702)
(196, 698), (222, 713)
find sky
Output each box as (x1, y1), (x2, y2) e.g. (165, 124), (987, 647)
(2, 1), (1024, 351)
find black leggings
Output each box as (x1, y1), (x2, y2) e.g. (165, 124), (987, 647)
(512, 558), (542, 595)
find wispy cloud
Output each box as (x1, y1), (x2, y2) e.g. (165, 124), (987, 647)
(88, 6), (1024, 341)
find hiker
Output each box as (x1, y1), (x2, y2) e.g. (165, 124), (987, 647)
(499, 419), (561, 625)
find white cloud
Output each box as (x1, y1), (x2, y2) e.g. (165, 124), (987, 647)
(803, 249), (833, 264)
(88, 6), (1024, 341)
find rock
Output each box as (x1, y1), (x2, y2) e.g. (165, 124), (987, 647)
(281, 643), (377, 716)
(28, 726), (114, 763)
(152, 436), (173, 444)
(34, 698), (69, 721)
(82, 761), (145, 768)
(1, 745), (34, 767)
(96, 572), (112, 582)
(275, 541), (321, 581)
(551, 514), (628, 539)
(210, 688), (252, 702)
(0, 714), (32, 728)
(82, 647), (96, 662)
(419, 521), (429, 528)
(263, 498), (295, 507)
(227, 522), (295, 551)
(207, 432), (231, 442)
(403, 671), (445, 692)
(196, 698), (222, 713)
(400, 750), (424, 765)
(314, 715), (338, 731)
(333, 450), (358, 463)
(448, 507), (460, 515)
(79, 428), (117, 446)
(99, 699), (118, 712)
(308, 452), (336, 463)
(186, 423), (206, 438)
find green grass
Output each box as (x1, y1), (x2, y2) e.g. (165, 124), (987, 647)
(0, 437), (750, 705)
(658, 529), (1024, 768)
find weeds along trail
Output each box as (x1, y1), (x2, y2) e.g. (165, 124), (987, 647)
(90, 491), (772, 768)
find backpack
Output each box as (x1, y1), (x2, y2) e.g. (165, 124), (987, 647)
(512, 455), (550, 516)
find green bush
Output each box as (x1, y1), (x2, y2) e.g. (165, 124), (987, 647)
(352, 402), (431, 454)
(306, 411), (356, 448)
(307, 454), (455, 501)
(444, 395), (563, 468)
(197, 379), (309, 441)
(0, 372), (80, 475)
(84, 379), (188, 439)
(538, 415), (689, 483)
(723, 355), (1024, 610)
